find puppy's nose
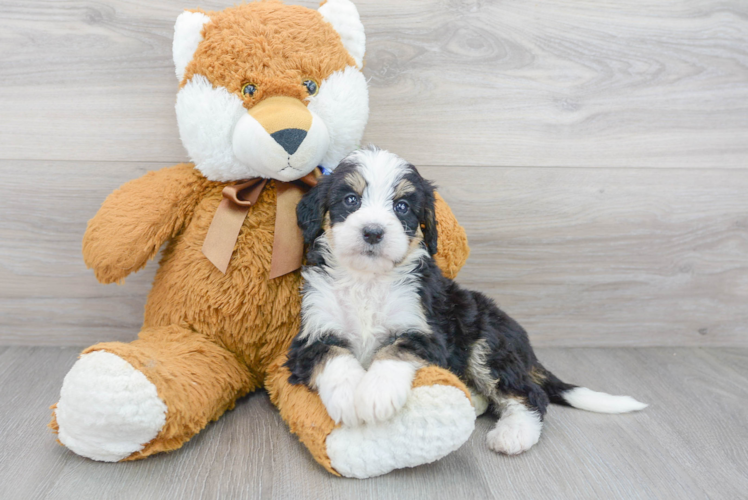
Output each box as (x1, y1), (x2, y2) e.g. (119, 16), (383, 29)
(362, 225), (385, 245)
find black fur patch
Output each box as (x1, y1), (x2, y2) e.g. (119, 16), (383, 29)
(285, 333), (351, 386)
(393, 167), (438, 255)
(415, 254), (562, 417)
(408, 169), (438, 255)
(296, 175), (332, 246)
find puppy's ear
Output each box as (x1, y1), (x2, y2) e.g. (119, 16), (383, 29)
(417, 173), (439, 255)
(297, 176), (332, 245)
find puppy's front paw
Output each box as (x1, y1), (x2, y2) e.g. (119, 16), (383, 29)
(316, 355), (366, 427)
(355, 360), (417, 424)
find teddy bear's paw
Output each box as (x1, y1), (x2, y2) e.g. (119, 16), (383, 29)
(327, 383), (476, 478)
(316, 355), (366, 427)
(354, 360), (416, 424)
(469, 387), (490, 417)
(486, 401), (543, 455)
(55, 351), (167, 462)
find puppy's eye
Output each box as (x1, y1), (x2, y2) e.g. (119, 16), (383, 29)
(241, 83), (257, 97)
(344, 194), (360, 207)
(394, 200), (410, 214)
(303, 79), (319, 96)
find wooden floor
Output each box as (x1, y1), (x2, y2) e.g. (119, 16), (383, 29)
(1, 346), (746, 500)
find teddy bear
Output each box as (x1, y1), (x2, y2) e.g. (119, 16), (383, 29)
(49, 0), (477, 479)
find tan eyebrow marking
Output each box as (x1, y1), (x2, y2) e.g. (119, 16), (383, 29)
(345, 171), (367, 194)
(394, 179), (416, 199)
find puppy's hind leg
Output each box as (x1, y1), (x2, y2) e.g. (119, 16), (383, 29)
(486, 389), (547, 456)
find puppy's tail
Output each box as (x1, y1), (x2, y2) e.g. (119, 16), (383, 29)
(539, 365), (648, 414)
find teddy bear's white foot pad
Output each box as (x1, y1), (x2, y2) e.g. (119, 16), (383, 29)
(55, 351), (167, 462)
(326, 384), (475, 478)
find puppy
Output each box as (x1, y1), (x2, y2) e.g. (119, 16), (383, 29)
(285, 146), (646, 455)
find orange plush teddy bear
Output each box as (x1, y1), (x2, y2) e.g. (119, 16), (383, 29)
(50, 0), (476, 478)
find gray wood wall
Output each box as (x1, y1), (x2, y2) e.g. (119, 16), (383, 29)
(1, 0), (746, 346)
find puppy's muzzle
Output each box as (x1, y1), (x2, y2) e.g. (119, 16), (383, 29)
(249, 96), (312, 155)
(362, 225), (385, 245)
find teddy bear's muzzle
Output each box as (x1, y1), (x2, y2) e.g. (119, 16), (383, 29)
(249, 96), (312, 155)
(232, 96), (330, 183)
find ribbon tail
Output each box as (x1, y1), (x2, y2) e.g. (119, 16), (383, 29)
(269, 182), (306, 279)
(202, 198), (251, 274)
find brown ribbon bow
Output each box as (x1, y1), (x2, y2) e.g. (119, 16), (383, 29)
(201, 170), (320, 278)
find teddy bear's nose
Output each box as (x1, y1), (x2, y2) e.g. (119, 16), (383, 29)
(271, 128), (307, 155)
(248, 96), (313, 157)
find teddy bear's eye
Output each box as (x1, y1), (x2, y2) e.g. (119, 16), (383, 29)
(303, 79), (319, 96)
(242, 83), (257, 97)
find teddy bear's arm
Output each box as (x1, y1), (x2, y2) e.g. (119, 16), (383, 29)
(432, 192), (470, 279)
(266, 354), (476, 478)
(82, 164), (206, 284)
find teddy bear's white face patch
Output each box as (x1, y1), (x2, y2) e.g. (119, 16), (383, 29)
(177, 74), (330, 182)
(175, 66), (369, 183)
(308, 66), (369, 171)
(231, 104), (331, 182)
(175, 75), (249, 182)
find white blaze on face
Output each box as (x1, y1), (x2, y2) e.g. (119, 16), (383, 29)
(331, 149), (412, 273)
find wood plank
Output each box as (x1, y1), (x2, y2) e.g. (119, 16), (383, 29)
(1, 161), (746, 346)
(0, 161), (157, 344)
(0, 0), (746, 167)
(443, 166), (748, 347)
(362, 0), (748, 168)
(1, 347), (746, 499)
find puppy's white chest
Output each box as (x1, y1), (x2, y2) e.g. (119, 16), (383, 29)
(303, 270), (428, 367)
(338, 278), (424, 364)
(339, 280), (398, 332)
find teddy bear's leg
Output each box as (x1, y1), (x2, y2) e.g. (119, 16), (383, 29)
(50, 325), (255, 462)
(266, 356), (476, 478)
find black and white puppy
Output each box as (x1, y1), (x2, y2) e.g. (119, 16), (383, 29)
(286, 146), (646, 455)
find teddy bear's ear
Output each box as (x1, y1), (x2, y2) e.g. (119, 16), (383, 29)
(173, 11), (211, 82)
(318, 0), (366, 69)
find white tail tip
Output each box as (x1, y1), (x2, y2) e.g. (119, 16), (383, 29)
(562, 387), (648, 414)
